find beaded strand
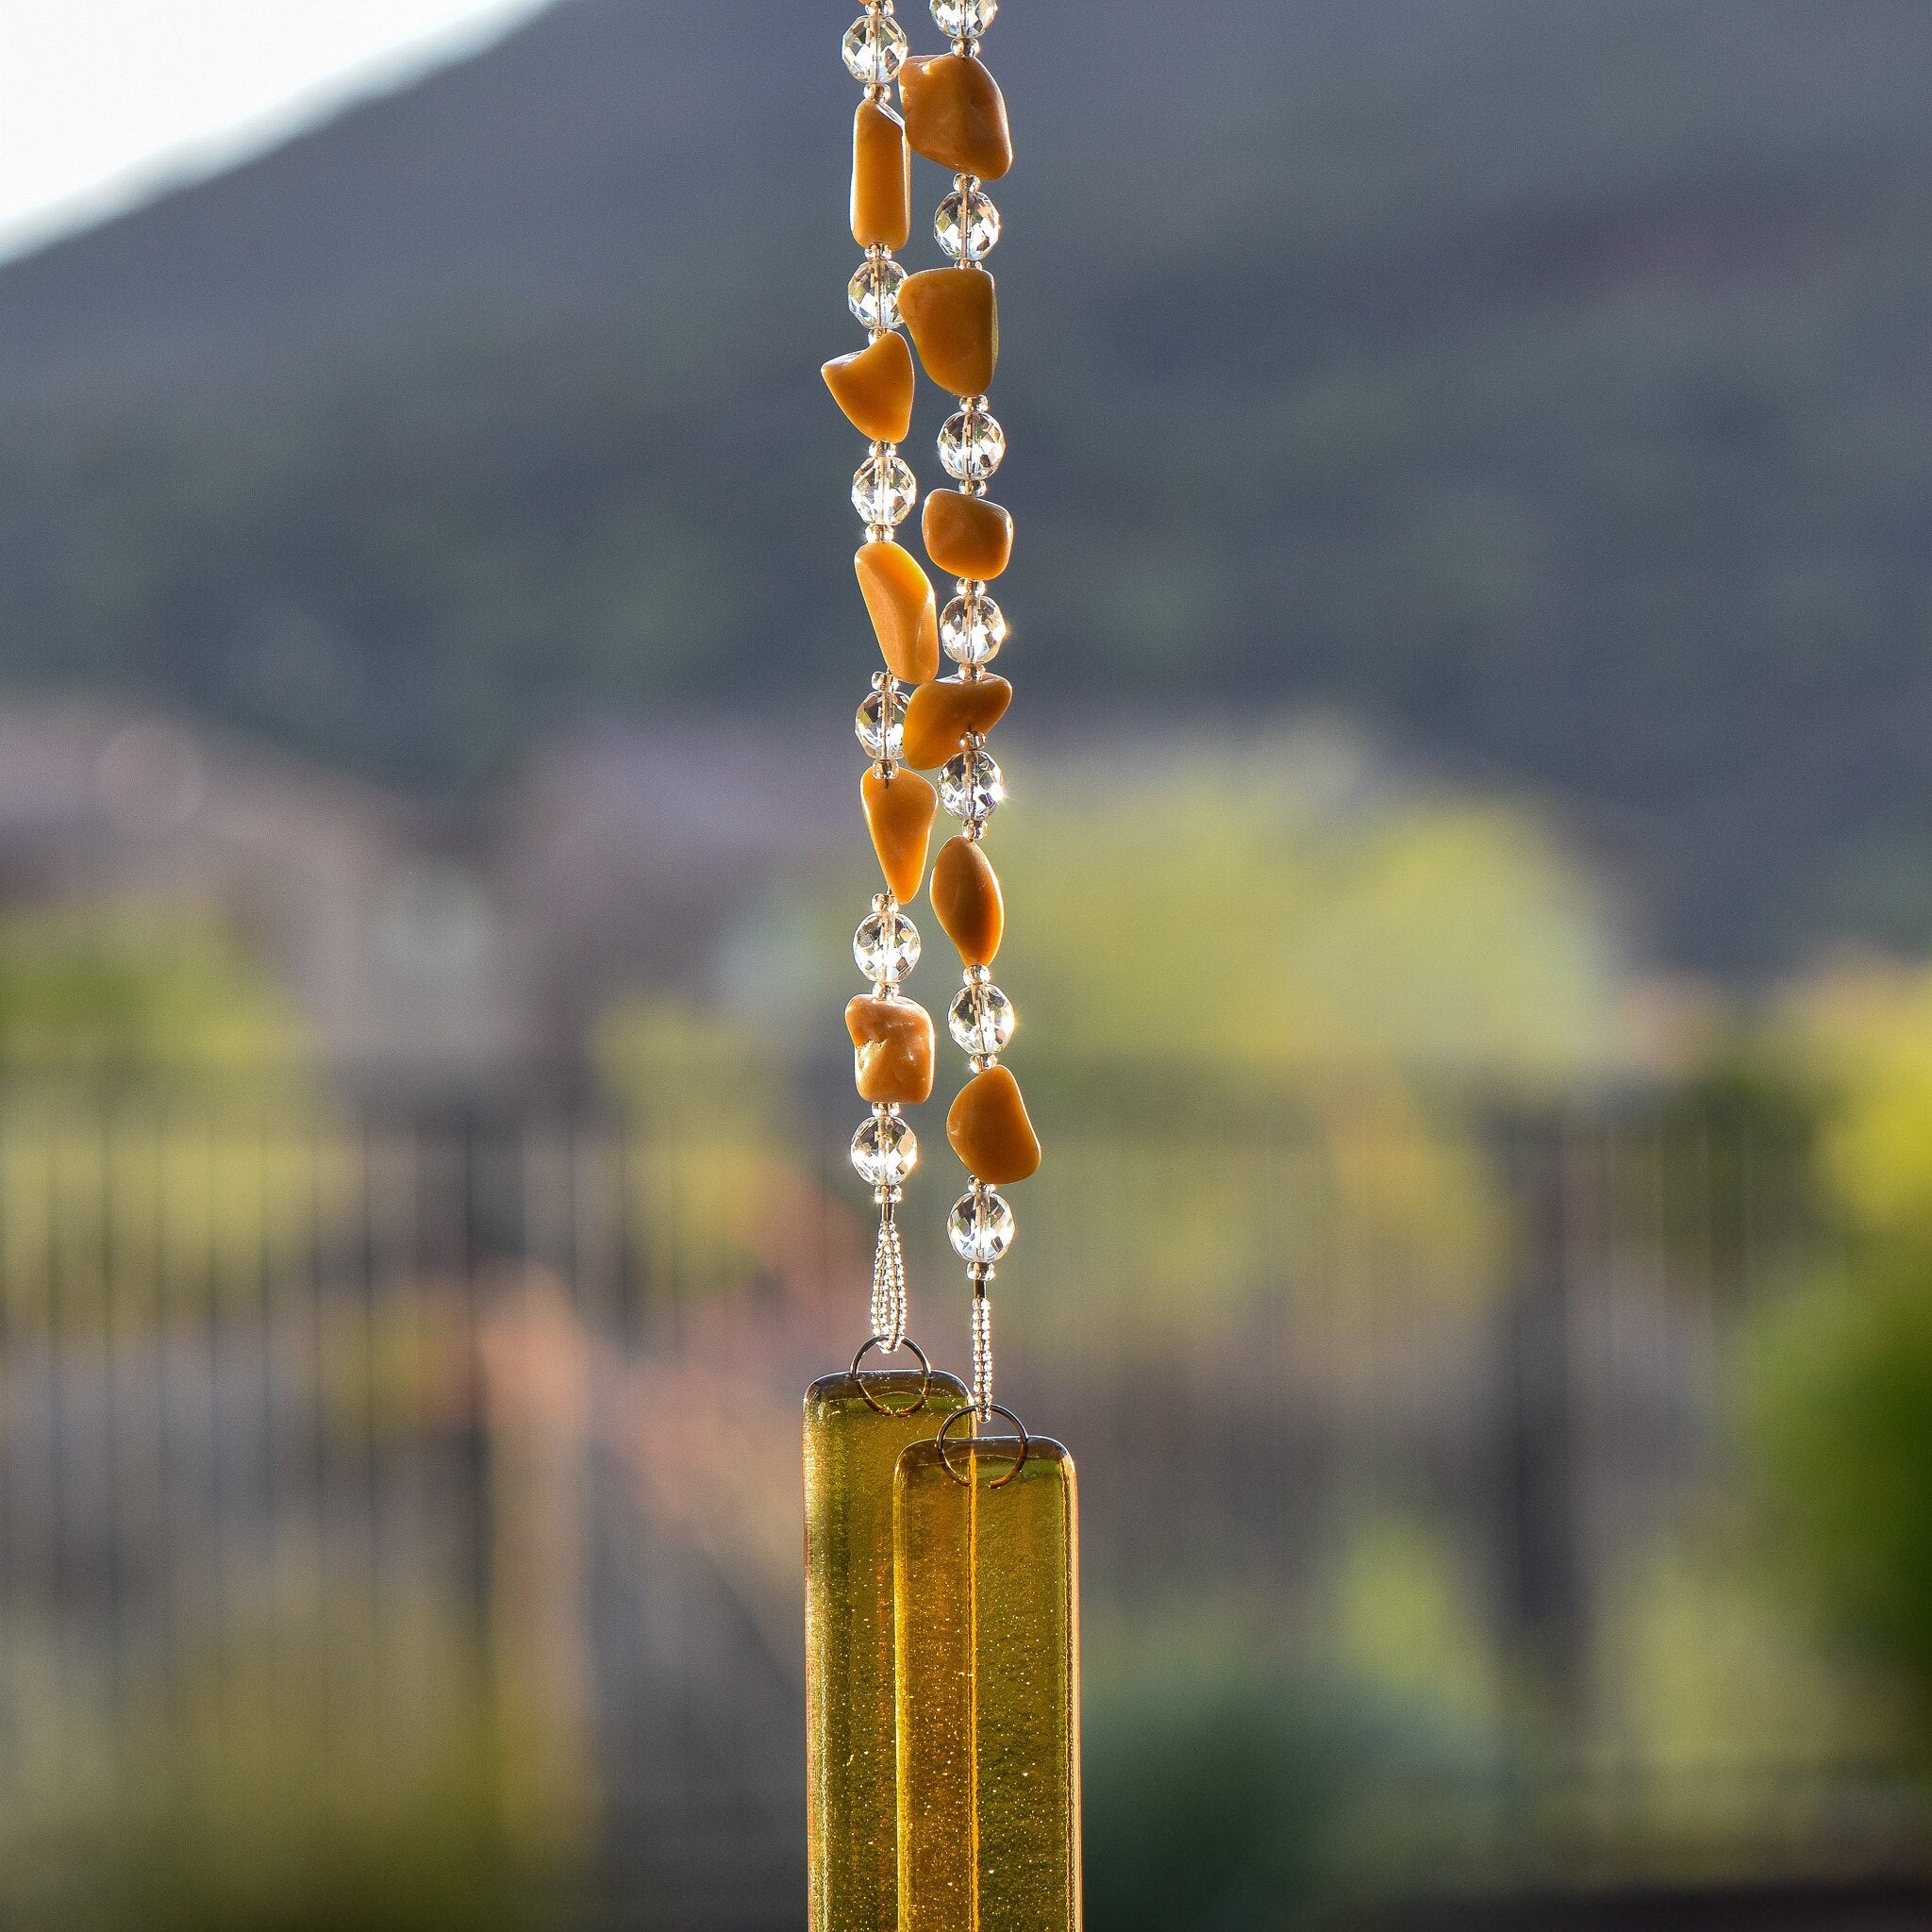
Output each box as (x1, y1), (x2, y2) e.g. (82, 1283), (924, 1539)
(901, 5), (1037, 1419)
(832, 0), (934, 1354)
(825, 0), (1037, 1407)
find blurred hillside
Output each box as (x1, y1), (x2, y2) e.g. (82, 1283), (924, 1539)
(0, 0), (1926, 972)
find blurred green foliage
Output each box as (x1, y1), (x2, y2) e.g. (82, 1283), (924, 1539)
(0, 902), (338, 1324)
(0, 901), (304, 1074)
(1742, 961), (1932, 1723)
(0, 1606), (545, 1932)
(594, 994), (820, 1297)
(1084, 1610), (1510, 1929)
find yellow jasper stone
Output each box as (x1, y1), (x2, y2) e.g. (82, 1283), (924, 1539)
(856, 541), (941, 683)
(946, 1063), (1040, 1184)
(862, 766), (939, 903)
(846, 994), (936, 1106)
(923, 491), (1013, 581)
(901, 54), (1014, 181)
(898, 268), (998, 399)
(930, 835), (1003, 967)
(851, 99), (911, 250)
(824, 333), (916, 445)
(901, 675), (1011, 770)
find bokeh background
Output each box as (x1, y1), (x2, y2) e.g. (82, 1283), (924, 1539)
(2, 0), (1932, 1925)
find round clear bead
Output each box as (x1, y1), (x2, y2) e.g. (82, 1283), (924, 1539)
(842, 12), (908, 83)
(936, 185), (1001, 261)
(938, 405), (1005, 482)
(852, 450), (917, 528)
(940, 748), (1004, 824)
(853, 1111), (919, 1187)
(856, 685), (905, 761)
(941, 591), (1007, 667)
(948, 1188), (1015, 1264)
(855, 907), (921, 983)
(933, 0), (998, 36)
(848, 256), (906, 330)
(949, 980), (1015, 1058)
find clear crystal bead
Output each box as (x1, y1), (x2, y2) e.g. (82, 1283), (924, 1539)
(948, 1188), (1014, 1264)
(855, 906), (921, 982)
(938, 405), (1005, 482)
(848, 256), (906, 331)
(949, 980), (1015, 1058)
(936, 185), (1001, 260)
(852, 449), (917, 528)
(856, 685), (905, 761)
(842, 11), (908, 82)
(940, 747), (1004, 824)
(854, 1111), (919, 1187)
(941, 591), (1007, 667)
(933, 0), (998, 36)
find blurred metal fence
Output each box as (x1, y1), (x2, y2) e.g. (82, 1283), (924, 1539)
(0, 1083), (1913, 1925)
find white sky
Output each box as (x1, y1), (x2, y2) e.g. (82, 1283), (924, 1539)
(0, 0), (558, 260)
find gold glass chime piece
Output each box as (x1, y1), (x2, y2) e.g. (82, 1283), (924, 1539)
(895, 1433), (1082, 1932)
(806, 1372), (972, 1932)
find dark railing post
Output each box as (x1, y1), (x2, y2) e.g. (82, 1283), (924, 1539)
(1495, 1113), (1588, 1737)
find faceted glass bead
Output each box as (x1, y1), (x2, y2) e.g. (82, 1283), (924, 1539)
(940, 747), (1004, 824)
(936, 184), (1001, 260)
(941, 591), (1007, 667)
(842, 11), (908, 83)
(848, 255), (907, 331)
(852, 450), (917, 529)
(855, 906), (922, 983)
(853, 1110), (919, 1187)
(932, 0), (998, 35)
(949, 980), (1015, 1058)
(856, 685), (905, 762)
(938, 405), (1005, 482)
(947, 1187), (1015, 1264)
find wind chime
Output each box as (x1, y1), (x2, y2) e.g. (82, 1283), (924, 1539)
(805, 2), (1080, 1928)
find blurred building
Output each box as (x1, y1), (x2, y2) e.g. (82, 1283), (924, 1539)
(0, 699), (846, 1090)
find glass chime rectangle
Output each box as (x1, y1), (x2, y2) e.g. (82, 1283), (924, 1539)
(894, 1434), (1082, 1932)
(805, 1370), (972, 1932)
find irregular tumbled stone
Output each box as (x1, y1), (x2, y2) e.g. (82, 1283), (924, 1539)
(856, 541), (941, 683)
(861, 766), (938, 902)
(930, 835), (1004, 966)
(923, 491), (1013, 581)
(823, 332), (916, 444)
(900, 54), (1013, 180)
(851, 99), (911, 250)
(898, 268), (998, 399)
(946, 1063), (1041, 1184)
(846, 993), (936, 1105)
(901, 675), (1010, 769)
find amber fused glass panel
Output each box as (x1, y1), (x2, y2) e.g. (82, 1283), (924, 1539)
(896, 1435), (1082, 1932)
(807, 1371), (972, 1932)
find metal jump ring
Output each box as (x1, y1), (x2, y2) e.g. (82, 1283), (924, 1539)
(936, 1402), (1029, 1488)
(851, 1334), (933, 1417)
